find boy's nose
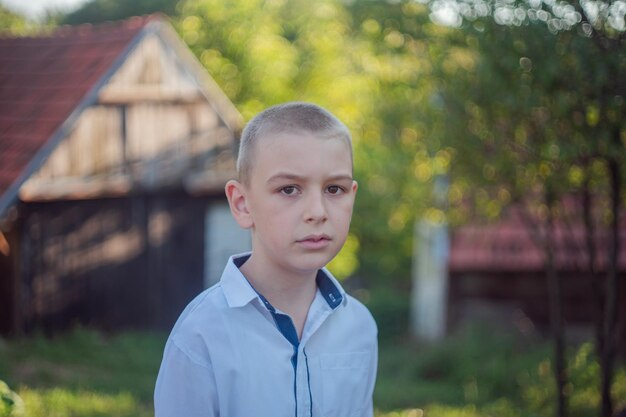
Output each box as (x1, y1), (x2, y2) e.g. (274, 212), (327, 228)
(304, 192), (328, 223)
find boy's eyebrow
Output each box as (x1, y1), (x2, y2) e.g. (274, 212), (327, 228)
(266, 172), (354, 183)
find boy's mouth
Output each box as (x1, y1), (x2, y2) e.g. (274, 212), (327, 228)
(296, 234), (331, 249)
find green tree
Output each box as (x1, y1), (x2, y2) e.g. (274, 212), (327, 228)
(346, 0), (459, 288)
(175, 0), (386, 279)
(61, 0), (180, 24)
(0, 5), (33, 34)
(426, 1), (625, 415)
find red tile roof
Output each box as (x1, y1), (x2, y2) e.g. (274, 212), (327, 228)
(0, 15), (162, 216)
(449, 204), (626, 273)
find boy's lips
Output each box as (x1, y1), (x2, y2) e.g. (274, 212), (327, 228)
(296, 234), (331, 249)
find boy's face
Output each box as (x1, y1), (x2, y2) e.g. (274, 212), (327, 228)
(236, 130), (357, 277)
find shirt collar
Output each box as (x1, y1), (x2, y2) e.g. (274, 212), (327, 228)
(220, 253), (258, 308)
(220, 252), (347, 310)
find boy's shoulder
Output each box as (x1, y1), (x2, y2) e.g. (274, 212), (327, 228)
(342, 290), (368, 310)
(336, 292), (378, 336)
(167, 284), (226, 347)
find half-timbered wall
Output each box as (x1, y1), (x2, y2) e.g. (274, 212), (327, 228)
(25, 32), (235, 192)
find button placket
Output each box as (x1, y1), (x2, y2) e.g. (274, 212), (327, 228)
(296, 346), (313, 417)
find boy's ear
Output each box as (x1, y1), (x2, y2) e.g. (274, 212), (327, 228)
(225, 180), (254, 229)
(352, 180), (358, 194)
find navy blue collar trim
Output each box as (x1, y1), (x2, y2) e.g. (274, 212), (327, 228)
(233, 254), (250, 268)
(316, 270), (343, 310)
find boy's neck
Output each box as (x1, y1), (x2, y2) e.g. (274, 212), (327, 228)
(239, 254), (318, 337)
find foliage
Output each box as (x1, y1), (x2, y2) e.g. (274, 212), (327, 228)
(437, 11), (625, 222)
(0, 380), (24, 417)
(366, 286), (411, 342)
(520, 342), (626, 417)
(0, 329), (165, 417)
(173, 0), (398, 281)
(0, 5), (36, 35)
(375, 325), (550, 410)
(374, 329), (626, 417)
(424, 3), (625, 415)
(344, 0), (457, 284)
(16, 388), (144, 417)
(175, 0), (374, 119)
(426, 0), (626, 37)
(60, 0), (179, 24)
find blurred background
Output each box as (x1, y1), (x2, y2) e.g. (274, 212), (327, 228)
(0, 0), (625, 416)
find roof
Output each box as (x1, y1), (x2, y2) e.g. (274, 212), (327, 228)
(449, 203), (626, 273)
(0, 15), (242, 218)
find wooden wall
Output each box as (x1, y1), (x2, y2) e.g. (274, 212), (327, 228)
(8, 193), (216, 334)
(0, 227), (19, 334)
(448, 270), (626, 347)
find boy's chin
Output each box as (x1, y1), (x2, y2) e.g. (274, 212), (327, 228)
(289, 251), (337, 274)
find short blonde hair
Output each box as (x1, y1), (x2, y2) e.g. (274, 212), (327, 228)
(236, 102), (353, 185)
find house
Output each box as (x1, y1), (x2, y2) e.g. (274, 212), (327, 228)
(411, 199), (626, 349)
(0, 15), (251, 335)
(447, 203), (626, 343)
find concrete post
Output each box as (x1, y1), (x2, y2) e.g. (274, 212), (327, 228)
(410, 218), (450, 341)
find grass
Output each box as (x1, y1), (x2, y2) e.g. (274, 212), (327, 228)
(0, 325), (625, 417)
(0, 329), (166, 417)
(375, 325), (552, 410)
(374, 325), (626, 417)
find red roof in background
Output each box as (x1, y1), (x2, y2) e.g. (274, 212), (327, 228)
(449, 205), (626, 273)
(0, 15), (161, 215)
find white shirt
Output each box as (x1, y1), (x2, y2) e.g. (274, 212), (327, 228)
(154, 253), (378, 417)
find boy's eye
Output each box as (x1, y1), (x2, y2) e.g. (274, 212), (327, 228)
(280, 186), (298, 195)
(326, 185), (344, 195)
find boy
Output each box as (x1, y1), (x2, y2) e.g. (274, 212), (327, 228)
(154, 102), (378, 417)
